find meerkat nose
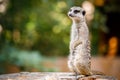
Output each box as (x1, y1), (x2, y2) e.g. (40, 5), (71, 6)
(69, 14), (73, 17)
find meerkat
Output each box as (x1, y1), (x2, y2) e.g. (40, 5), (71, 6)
(67, 6), (92, 76)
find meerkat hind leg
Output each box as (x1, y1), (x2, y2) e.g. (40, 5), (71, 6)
(75, 73), (85, 80)
(74, 72), (78, 80)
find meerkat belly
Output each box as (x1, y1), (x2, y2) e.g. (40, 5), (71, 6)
(74, 45), (90, 62)
(73, 45), (91, 75)
(73, 40), (91, 65)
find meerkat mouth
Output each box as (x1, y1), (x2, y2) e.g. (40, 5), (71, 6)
(68, 14), (75, 17)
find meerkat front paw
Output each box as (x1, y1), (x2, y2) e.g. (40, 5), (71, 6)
(72, 40), (82, 49)
(70, 40), (82, 54)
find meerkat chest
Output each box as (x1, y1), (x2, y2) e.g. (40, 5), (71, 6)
(75, 25), (89, 40)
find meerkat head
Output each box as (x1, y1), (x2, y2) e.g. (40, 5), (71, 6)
(68, 6), (86, 22)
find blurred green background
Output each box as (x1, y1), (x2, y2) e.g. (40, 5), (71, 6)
(0, 0), (120, 76)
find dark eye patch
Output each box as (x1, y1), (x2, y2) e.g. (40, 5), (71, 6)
(74, 10), (80, 14)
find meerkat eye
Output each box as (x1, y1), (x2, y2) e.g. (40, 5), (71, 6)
(74, 10), (80, 14)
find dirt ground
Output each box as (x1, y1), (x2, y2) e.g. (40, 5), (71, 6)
(5, 57), (120, 80)
(55, 57), (120, 80)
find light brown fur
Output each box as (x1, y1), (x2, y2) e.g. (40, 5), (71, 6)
(68, 6), (92, 75)
(68, 6), (104, 76)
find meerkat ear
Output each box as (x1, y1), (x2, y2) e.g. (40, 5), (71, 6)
(82, 10), (86, 16)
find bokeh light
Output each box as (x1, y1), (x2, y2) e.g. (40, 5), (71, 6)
(82, 1), (95, 22)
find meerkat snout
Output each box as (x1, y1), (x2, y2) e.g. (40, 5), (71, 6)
(68, 14), (74, 17)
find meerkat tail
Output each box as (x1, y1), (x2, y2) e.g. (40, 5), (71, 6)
(91, 70), (105, 75)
